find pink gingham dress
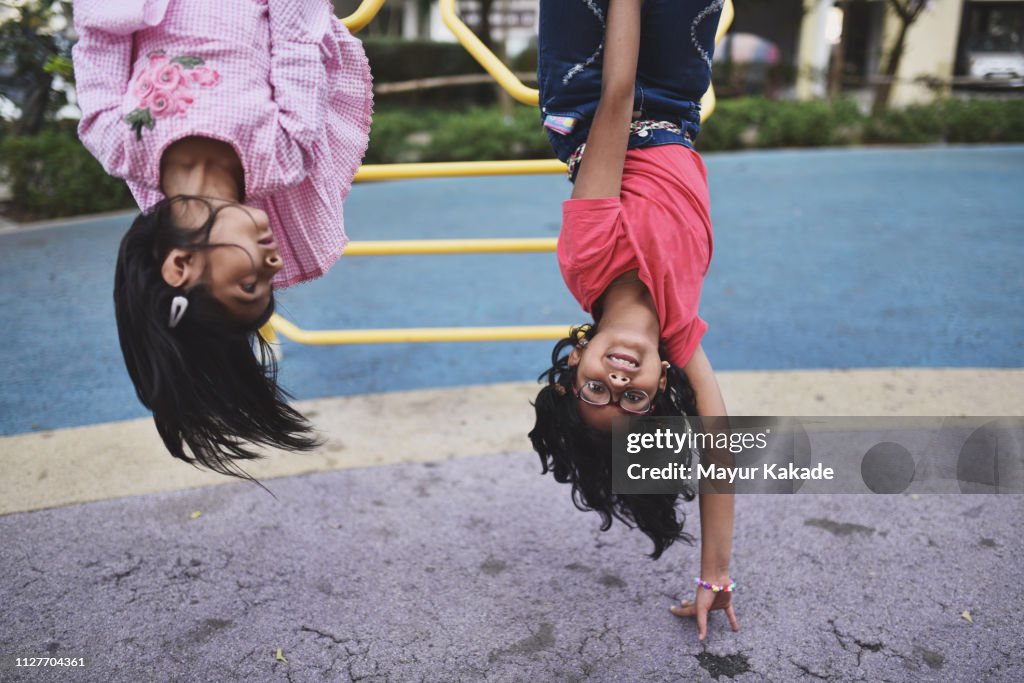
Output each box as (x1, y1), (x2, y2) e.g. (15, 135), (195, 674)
(72, 0), (373, 288)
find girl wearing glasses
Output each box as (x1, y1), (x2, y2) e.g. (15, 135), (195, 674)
(529, 0), (738, 640)
(71, 0), (372, 477)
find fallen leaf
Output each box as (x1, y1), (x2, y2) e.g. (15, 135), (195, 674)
(961, 610), (973, 623)
(189, 511), (202, 520)
(276, 647), (288, 663)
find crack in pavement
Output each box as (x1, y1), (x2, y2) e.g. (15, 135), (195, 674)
(827, 618), (886, 667)
(790, 658), (832, 680)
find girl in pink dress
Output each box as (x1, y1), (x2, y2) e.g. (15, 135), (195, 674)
(72, 0), (373, 476)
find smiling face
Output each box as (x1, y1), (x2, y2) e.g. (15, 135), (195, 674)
(568, 326), (669, 432)
(161, 198), (283, 324)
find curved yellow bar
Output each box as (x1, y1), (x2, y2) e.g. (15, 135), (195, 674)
(346, 238), (556, 256)
(259, 322), (278, 344)
(355, 158), (565, 182)
(699, 0), (734, 121)
(340, 0), (387, 33)
(719, 0), (735, 43)
(270, 315), (570, 345)
(274, 1), (737, 348)
(438, 0), (539, 106)
(438, 0), (732, 119)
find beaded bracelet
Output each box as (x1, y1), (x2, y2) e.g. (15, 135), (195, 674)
(694, 576), (736, 593)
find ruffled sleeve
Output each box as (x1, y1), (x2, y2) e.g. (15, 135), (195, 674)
(72, 0), (170, 35)
(258, 2), (373, 288)
(254, 0), (332, 190)
(71, 0), (170, 181)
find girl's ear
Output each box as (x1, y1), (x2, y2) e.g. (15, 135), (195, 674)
(161, 249), (200, 288)
(659, 360), (670, 392)
(568, 347), (582, 367)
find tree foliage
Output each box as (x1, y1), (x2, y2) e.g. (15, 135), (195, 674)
(0, 0), (74, 135)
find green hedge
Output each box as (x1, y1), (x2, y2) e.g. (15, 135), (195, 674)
(698, 97), (863, 149)
(943, 99), (1024, 143)
(3, 98), (1023, 221)
(367, 106), (551, 164)
(1, 130), (134, 219)
(368, 97), (1024, 163)
(698, 97), (1024, 151)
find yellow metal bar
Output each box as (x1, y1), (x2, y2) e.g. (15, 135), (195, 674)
(700, 0), (735, 121)
(437, 0), (732, 119)
(270, 314), (570, 345)
(355, 158), (565, 182)
(259, 322), (278, 344)
(340, 0), (386, 33)
(718, 0), (735, 43)
(280, 0), (735, 348)
(439, 0), (539, 106)
(345, 237), (556, 256)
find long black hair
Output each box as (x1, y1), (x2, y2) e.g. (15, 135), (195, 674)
(529, 324), (699, 559)
(113, 196), (320, 478)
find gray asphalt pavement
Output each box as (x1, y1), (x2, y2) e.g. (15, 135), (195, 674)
(2, 452), (1021, 682)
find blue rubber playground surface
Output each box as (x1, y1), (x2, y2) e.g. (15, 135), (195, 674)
(1, 145), (1022, 436)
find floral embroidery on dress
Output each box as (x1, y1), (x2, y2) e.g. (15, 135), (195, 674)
(124, 52), (220, 140)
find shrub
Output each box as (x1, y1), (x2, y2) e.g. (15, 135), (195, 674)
(943, 99), (1024, 143)
(698, 97), (863, 151)
(0, 130), (134, 219)
(697, 97), (763, 151)
(421, 107), (550, 162)
(365, 106), (549, 164)
(864, 104), (944, 144)
(364, 107), (444, 164)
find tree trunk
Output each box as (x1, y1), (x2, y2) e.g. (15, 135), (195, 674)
(14, 73), (53, 136)
(871, 0), (926, 116)
(871, 19), (908, 115)
(477, 0), (494, 49)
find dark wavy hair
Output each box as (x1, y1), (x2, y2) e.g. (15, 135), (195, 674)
(113, 196), (320, 479)
(529, 323), (699, 559)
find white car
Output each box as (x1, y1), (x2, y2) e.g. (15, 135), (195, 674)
(964, 33), (1024, 81)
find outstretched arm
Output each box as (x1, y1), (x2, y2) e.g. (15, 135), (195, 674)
(672, 345), (739, 640)
(71, 1), (137, 181)
(265, 0), (332, 165)
(570, 0), (642, 200)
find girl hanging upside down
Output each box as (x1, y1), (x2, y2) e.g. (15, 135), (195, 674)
(71, 0), (373, 477)
(529, 0), (739, 640)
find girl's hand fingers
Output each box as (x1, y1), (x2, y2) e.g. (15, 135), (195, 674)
(670, 599), (696, 618)
(726, 603), (740, 632)
(696, 604), (709, 641)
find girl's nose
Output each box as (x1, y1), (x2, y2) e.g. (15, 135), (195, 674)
(608, 372), (630, 387)
(251, 207), (270, 230)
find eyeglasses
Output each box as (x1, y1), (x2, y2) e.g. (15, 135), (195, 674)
(574, 380), (654, 414)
